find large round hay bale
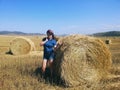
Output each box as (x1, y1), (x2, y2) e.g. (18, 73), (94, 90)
(10, 37), (36, 55)
(53, 34), (112, 87)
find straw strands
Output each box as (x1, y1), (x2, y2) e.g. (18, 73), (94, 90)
(54, 34), (112, 87)
(10, 37), (36, 55)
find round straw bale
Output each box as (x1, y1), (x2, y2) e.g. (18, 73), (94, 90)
(53, 34), (112, 87)
(10, 37), (36, 55)
(105, 39), (111, 44)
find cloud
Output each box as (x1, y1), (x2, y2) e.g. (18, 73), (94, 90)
(58, 24), (120, 35)
(102, 24), (120, 30)
(103, 24), (120, 31)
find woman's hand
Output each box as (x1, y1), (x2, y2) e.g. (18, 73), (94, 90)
(40, 38), (48, 46)
(53, 41), (62, 51)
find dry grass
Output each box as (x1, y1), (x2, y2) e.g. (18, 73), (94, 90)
(0, 35), (120, 90)
(99, 36), (120, 90)
(0, 35), (63, 90)
(0, 51), (62, 90)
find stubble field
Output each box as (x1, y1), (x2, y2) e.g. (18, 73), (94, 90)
(0, 35), (120, 90)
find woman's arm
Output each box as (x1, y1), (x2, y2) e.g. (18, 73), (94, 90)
(40, 38), (48, 46)
(53, 41), (62, 51)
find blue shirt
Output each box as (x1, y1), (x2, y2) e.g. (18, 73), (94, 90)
(44, 39), (56, 53)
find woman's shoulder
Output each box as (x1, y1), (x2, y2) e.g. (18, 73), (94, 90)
(52, 39), (57, 44)
(52, 39), (57, 42)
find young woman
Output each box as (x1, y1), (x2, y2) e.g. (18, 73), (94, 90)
(40, 30), (57, 77)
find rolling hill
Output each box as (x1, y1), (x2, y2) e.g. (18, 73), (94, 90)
(0, 30), (120, 36)
(93, 31), (120, 36)
(0, 31), (43, 35)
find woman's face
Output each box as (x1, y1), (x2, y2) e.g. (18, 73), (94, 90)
(47, 33), (53, 39)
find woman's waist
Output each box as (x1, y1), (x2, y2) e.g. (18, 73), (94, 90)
(44, 50), (54, 53)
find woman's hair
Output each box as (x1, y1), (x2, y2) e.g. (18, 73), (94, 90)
(46, 29), (55, 39)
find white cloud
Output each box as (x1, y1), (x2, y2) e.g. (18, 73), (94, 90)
(57, 24), (120, 35)
(102, 24), (120, 30)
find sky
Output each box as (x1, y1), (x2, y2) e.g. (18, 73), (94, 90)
(0, 0), (120, 35)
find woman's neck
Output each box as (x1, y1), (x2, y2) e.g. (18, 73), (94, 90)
(47, 37), (52, 40)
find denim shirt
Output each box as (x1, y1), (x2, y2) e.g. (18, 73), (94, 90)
(44, 39), (56, 53)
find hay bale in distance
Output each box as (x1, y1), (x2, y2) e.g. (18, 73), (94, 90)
(53, 34), (112, 87)
(10, 37), (36, 55)
(105, 39), (111, 44)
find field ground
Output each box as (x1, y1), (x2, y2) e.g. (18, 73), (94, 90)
(0, 35), (120, 90)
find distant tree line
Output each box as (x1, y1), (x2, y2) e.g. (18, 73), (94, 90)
(93, 31), (120, 36)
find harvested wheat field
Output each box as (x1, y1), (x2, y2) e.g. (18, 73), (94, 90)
(0, 35), (120, 90)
